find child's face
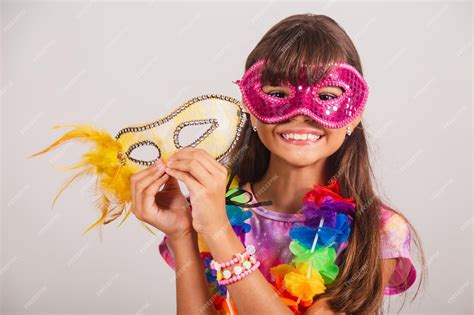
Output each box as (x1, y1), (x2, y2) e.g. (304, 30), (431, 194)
(244, 84), (362, 167)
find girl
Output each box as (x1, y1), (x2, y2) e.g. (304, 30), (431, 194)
(130, 14), (425, 314)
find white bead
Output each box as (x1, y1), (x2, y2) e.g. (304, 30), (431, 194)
(233, 266), (243, 275)
(246, 244), (256, 255)
(223, 270), (232, 279)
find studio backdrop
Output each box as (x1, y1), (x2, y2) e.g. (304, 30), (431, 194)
(1, 1), (472, 314)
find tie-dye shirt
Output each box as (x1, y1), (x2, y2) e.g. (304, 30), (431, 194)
(159, 185), (416, 296)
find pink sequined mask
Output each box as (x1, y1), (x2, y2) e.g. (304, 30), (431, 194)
(234, 59), (369, 128)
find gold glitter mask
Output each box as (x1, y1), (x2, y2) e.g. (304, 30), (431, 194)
(29, 94), (246, 237)
(115, 94), (246, 166)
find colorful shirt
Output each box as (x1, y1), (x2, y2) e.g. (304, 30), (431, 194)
(159, 185), (416, 298)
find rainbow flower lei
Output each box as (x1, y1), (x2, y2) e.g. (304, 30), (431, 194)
(199, 173), (356, 314)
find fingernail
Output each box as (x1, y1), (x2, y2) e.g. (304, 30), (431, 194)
(154, 160), (165, 171)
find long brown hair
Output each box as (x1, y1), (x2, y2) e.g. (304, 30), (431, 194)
(224, 14), (426, 314)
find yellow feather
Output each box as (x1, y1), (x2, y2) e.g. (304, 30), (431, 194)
(51, 167), (94, 209)
(141, 221), (158, 236)
(30, 124), (144, 237)
(118, 207), (133, 227)
(82, 194), (111, 235)
(104, 203), (126, 225)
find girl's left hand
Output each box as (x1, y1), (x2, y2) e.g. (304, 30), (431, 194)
(164, 148), (230, 238)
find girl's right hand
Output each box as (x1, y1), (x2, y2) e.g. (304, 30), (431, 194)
(130, 159), (193, 240)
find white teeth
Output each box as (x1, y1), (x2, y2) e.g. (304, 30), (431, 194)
(281, 133), (322, 141)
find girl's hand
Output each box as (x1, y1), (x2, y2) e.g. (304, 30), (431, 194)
(130, 159), (193, 240)
(164, 148), (230, 238)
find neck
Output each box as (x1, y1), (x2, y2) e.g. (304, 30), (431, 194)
(251, 154), (328, 214)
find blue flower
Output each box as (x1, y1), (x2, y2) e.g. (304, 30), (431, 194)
(216, 284), (227, 295)
(226, 204), (252, 234)
(289, 213), (352, 249)
(317, 213), (352, 247)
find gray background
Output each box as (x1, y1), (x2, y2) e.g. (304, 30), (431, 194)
(1, 1), (472, 314)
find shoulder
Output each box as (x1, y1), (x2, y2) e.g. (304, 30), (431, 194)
(378, 203), (417, 295)
(379, 203), (406, 225)
(379, 205), (410, 245)
(379, 203), (411, 256)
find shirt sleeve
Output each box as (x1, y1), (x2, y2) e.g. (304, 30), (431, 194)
(380, 209), (417, 295)
(158, 234), (176, 270)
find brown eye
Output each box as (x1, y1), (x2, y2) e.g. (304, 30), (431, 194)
(318, 93), (337, 101)
(268, 91), (288, 98)
(262, 84), (291, 98)
(317, 86), (344, 101)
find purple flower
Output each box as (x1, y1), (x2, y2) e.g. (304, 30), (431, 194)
(303, 196), (355, 228)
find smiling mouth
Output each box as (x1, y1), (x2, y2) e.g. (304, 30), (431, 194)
(277, 131), (325, 145)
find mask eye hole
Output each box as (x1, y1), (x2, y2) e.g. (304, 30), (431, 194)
(126, 140), (161, 166)
(262, 85), (292, 99)
(174, 119), (219, 149)
(315, 86), (345, 101)
(268, 91), (288, 98)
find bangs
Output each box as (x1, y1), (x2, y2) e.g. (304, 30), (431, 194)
(256, 26), (348, 87)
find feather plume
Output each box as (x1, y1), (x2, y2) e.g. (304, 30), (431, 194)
(28, 124), (148, 236)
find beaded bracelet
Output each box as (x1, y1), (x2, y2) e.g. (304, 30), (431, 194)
(210, 244), (256, 272)
(218, 260), (261, 285)
(218, 254), (258, 281)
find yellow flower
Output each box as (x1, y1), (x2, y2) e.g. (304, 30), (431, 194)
(281, 262), (326, 300)
(270, 263), (295, 278)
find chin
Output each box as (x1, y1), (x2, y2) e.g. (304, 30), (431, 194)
(277, 151), (326, 168)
